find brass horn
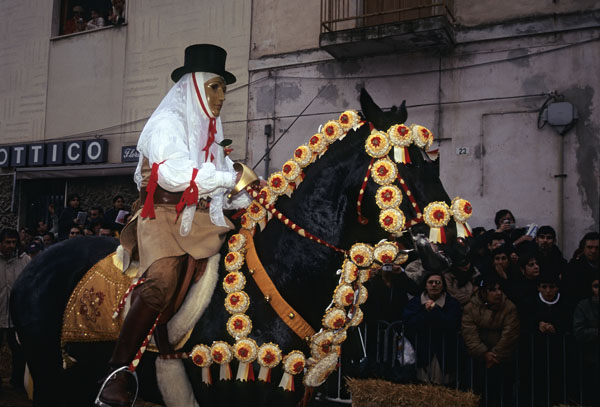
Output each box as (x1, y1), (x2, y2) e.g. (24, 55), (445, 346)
(228, 162), (259, 199)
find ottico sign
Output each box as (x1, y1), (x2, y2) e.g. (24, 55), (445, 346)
(0, 139), (108, 168)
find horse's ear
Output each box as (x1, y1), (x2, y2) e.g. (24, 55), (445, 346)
(360, 88), (384, 129)
(397, 100), (407, 124)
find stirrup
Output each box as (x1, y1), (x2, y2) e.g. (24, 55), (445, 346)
(94, 366), (139, 407)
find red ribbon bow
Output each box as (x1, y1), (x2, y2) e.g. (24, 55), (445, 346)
(140, 160), (166, 219)
(175, 167), (199, 221)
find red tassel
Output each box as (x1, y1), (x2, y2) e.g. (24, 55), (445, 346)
(175, 168), (199, 222)
(440, 227), (447, 243)
(140, 160), (166, 219)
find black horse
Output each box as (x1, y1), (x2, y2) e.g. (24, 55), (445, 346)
(11, 89), (457, 407)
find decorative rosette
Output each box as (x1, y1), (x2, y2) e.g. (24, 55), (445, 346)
(379, 208), (406, 234)
(333, 284), (355, 308)
(395, 252), (409, 265)
(191, 344), (212, 368)
(293, 145), (312, 168)
(423, 201), (451, 244)
(256, 186), (277, 206)
(365, 130), (391, 158)
(310, 330), (336, 359)
(411, 124), (434, 150)
(303, 352), (339, 388)
(227, 233), (246, 253)
(349, 243), (374, 268)
(234, 338), (258, 382)
(388, 124), (413, 164)
(354, 284), (368, 305)
(375, 185), (402, 209)
(322, 308), (347, 330)
(191, 344), (213, 385)
(333, 329), (347, 345)
(342, 259), (358, 283)
(347, 307), (364, 327)
(359, 269), (376, 283)
(225, 291), (250, 314)
(371, 158), (398, 185)
(227, 313), (252, 338)
(321, 120), (343, 143)
(267, 172), (289, 196)
(374, 241), (399, 264)
(451, 197), (473, 238)
(257, 343), (282, 383)
(224, 251), (244, 272)
(279, 351), (306, 392)
(211, 341), (233, 381)
(240, 213), (256, 231)
(308, 133), (328, 154)
(338, 110), (360, 131)
(281, 160), (301, 181)
(223, 271), (246, 293)
(246, 201), (267, 222)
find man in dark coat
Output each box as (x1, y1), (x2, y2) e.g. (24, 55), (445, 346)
(562, 232), (599, 305)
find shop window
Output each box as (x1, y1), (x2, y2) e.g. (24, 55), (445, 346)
(58, 0), (126, 36)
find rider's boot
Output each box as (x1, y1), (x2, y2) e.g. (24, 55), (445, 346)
(96, 294), (160, 407)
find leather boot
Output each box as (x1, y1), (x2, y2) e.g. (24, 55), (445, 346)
(96, 294), (160, 407)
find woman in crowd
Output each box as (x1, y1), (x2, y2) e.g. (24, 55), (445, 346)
(462, 274), (520, 405)
(402, 272), (462, 384)
(57, 193), (83, 241)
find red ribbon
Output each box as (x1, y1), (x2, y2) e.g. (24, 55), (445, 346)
(175, 167), (199, 221)
(192, 73), (216, 162)
(140, 160), (166, 219)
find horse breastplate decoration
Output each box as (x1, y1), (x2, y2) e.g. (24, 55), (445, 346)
(174, 110), (474, 390)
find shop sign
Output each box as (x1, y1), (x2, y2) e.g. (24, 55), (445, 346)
(121, 145), (140, 163)
(0, 139), (108, 168)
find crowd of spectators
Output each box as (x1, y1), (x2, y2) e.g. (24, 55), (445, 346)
(363, 208), (598, 406)
(62, 0), (125, 35)
(15, 193), (130, 259)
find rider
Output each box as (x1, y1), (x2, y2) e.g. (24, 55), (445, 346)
(96, 44), (254, 407)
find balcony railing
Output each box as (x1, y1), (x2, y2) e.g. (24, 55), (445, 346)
(321, 0), (455, 34)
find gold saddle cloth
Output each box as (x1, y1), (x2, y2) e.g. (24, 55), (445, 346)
(61, 252), (135, 344)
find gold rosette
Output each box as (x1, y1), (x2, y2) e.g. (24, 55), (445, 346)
(267, 172), (289, 196)
(338, 110), (360, 131)
(451, 197), (474, 238)
(333, 329), (347, 345)
(234, 338), (258, 382)
(321, 120), (343, 143)
(293, 145), (312, 168)
(240, 213), (256, 231)
(347, 307), (364, 327)
(227, 233), (246, 252)
(191, 344), (213, 385)
(388, 124), (413, 164)
(371, 158), (398, 185)
(279, 351), (306, 392)
(375, 185), (402, 209)
(411, 124), (434, 150)
(256, 186), (276, 205)
(257, 343), (282, 383)
(226, 313), (252, 338)
(211, 341), (233, 381)
(333, 284), (355, 307)
(281, 160), (301, 181)
(308, 133), (328, 154)
(322, 308), (347, 330)
(222, 271), (246, 293)
(359, 269), (376, 283)
(342, 259), (358, 283)
(224, 251), (244, 272)
(224, 291), (250, 314)
(246, 201), (266, 222)
(423, 201), (451, 244)
(379, 208), (406, 234)
(303, 352), (340, 388)
(374, 241), (399, 264)
(310, 330), (336, 359)
(365, 130), (391, 158)
(349, 243), (374, 268)
(355, 284), (368, 305)
(395, 252), (409, 265)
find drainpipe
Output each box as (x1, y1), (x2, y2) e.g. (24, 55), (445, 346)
(264, 124), (272, 180)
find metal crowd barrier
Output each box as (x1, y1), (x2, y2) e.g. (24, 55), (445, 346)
(318, 320), (599, 407)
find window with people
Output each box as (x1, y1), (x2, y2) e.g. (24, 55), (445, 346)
(59, 0), (126, 36)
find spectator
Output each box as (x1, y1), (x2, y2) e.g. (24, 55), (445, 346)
(63, 5), (86, 35)
(402, 272), (462, 384)
(473, 232), (505, 276)
(562, 232), (599, 305)
(572, 272), (599, 406)
(509, 250), (541, 326)
(486, 245), (518, 301)
(68, 225), (83, 239)
(492, 209), (532, 248)
(58, 194), (83, 241)
(87, 206), (104, 226)
(104, 195), (128, 233)
(107, 0), (125, 25)
(444, 248), (480, 307)
(86, 9), (105, 30)
(0, 228), (29, 391)
(35, 220), (48, 237)
(98, 222), (115, 237)
(534, 225), (567, 278)
(26, 241), (44, 258)
(47, 203), (59, 238)
(42, 232), (56, 248)
(462, 274), (519, 404)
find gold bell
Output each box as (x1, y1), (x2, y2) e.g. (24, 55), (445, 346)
(228, 162), (259, 199)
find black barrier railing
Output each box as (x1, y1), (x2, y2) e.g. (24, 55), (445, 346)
(319, 320), (599, 407)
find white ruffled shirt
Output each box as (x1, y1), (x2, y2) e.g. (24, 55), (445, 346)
(134, 72), (250, 232)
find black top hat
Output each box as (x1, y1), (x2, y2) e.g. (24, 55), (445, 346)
(171, 44), (236, 84)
